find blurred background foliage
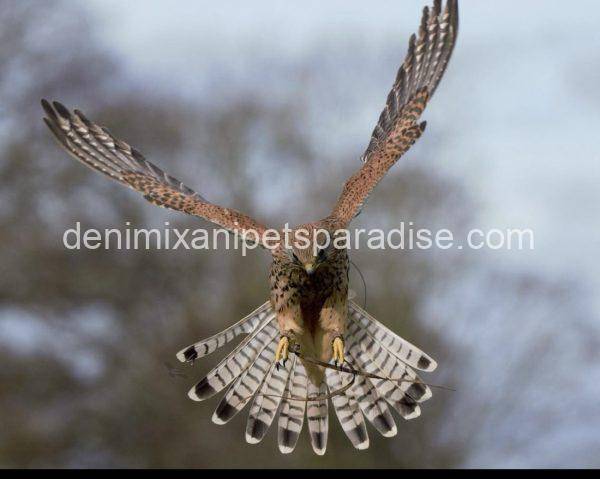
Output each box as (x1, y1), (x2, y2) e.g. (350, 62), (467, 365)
(1, 0), (599, 468)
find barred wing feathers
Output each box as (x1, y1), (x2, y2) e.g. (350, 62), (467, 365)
(331, 0), (458, 224)
(42, 100), (269, 243)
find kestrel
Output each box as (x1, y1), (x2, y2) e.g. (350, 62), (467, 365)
(42, 0), (458, 455)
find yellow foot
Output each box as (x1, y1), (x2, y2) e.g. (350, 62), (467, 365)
(275, 336), (289, 369)
(332, 336), (345, 365)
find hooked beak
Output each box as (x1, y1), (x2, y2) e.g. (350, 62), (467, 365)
(304, 263), (315, 275)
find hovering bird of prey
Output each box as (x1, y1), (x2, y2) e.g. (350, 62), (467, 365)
(42, 0), (458, 455)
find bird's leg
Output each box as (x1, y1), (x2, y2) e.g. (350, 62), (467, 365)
(331, 335), (345, 366)
(319, 293), (348, 366)
(275, 336), (289, 368)
(275, 330), (297, 370)
(274, 302), (303, 370)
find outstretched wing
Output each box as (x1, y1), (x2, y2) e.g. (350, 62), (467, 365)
(330, 0), (458, 226)
(42, 100), (269, 244)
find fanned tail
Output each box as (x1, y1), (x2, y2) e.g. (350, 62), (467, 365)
(178, 298), (437, 455)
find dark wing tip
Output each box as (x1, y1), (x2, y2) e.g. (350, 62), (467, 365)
(447, 0), (459, 31)
(42, 118), (72, 151)
(131, 147), (146, 163)
(52, 101), (71, 120)
(421, 5), (430, 29)
(73, 109), (93, 127)
(41, 98), (58, 121)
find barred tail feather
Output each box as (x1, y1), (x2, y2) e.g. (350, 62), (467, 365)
(181, 299), (437, 454)
(348, 301), (437, 372)
(307, 382), (329, 456)
(344, 326), (397, 438)
(326, 368), (369, 450)
(347, 305), (434, 417)
(278, 357), (308, 454)
(348, 310), (432, 403)
(347, 323), (421, 420)
(349, 371), (397, 438)
(212, 334), (278, 425)
(188, 312), (278, 401)
(176, 301), (272, 362)
(358, 327), (432, 403)
(245, 355), (292, 444)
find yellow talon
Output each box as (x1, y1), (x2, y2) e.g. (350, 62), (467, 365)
(275, 336), (289, 366)
(332, 336), (345, 365)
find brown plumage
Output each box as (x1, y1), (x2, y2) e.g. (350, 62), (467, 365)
(269, 222), (349, 386)
(42, 0), (458, 455)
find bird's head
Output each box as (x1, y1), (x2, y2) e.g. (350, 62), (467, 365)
(282, 223), (338, 275)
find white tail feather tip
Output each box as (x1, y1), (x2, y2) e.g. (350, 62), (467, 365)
(175, 350), (188, 362)
(421, 388), (433, 402)
(187, 388), (201, 402)
(356, 441), (370, 450)
(211, 414), (226, 425)
(405, 406), (421, 420)
(245, 433), (261, 445)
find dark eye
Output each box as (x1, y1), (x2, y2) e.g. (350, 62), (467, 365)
(317, 248), (327, 261)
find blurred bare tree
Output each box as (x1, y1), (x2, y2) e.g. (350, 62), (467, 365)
(0, 0), (593, 469)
